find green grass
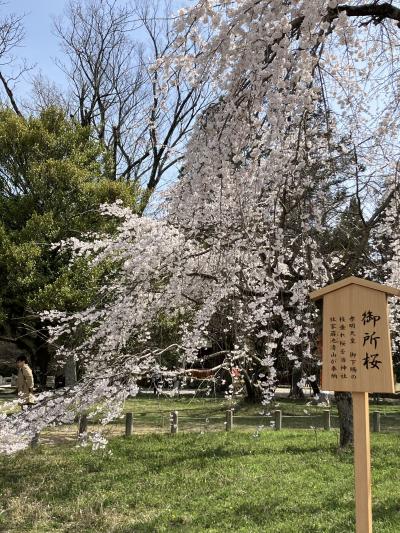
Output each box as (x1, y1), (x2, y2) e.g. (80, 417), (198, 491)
(124, 395), (400, 433)
(3, 393), (400, 438)
(122, 393), (400, 415)
(0, 430), (399, 532)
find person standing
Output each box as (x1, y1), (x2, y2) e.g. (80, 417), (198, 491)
(16, 355), (35, 406)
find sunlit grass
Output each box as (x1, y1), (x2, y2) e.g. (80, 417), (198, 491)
(2, 393), (400, 440)
(0, 431), (399, 532)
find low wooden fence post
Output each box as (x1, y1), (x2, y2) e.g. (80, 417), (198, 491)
(78, 414), (88, 442)
(226, 409), (233, 431)
(170, 411), (178, 434)
(323, 410), (331, 431)
(125, 412), (133, 436)
(274, 410), (282, 430)
(372, 411), (380, 433)
(30, 432), (40, 448)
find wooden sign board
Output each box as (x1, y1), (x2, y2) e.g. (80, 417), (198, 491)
(310, 277), (397, 393)
(310, 276), (400, 533)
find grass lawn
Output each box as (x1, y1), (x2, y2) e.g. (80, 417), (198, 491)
(0, 430), (399, 532)
(120, 395), (400, 433)
(2, 393), (400, 441)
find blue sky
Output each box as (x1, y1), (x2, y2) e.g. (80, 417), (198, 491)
(6, 0), (190, 100)
(10, 0), (67, 92)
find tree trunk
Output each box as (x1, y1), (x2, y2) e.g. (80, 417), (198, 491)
(308, 379), (320, 396)
(289, 365), (305, 399)
(242, 370), (260, 402)
(335, 391), (353, 447)
(64, 355), (77, 387)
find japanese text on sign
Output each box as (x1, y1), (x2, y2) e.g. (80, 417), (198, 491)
(329, 310), (383, 382)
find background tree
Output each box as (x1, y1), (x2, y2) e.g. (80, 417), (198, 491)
(0, 106), (135, 384)
(54, 0), (212, 212)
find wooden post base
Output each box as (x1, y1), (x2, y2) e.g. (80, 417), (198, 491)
(352, 392), (372, 533)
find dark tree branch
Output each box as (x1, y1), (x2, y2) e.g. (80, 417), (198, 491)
(334, 3), (400, 25)
(0, 71), (22, 116)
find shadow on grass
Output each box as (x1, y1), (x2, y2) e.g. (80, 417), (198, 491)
(124, 495), (355, 533)
(83, 433), (345, 475)
(0, 435), (340, 505)
(374, 497), (400, 524)
(1, 433), (397, 533)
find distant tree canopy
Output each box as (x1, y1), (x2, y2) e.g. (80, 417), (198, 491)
(0, 106), (136, 344)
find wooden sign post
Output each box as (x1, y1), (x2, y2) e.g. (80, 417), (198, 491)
(310, 276), (399, 533)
